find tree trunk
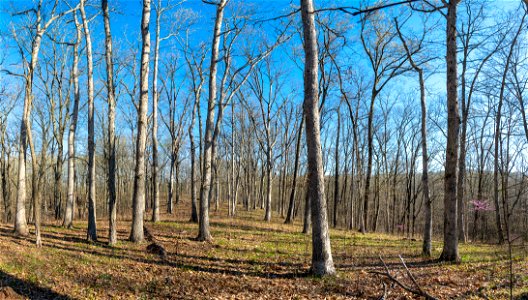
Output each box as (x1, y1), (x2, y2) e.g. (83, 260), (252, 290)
(285, 118), (303, 224)
(130, 0), (151, 243)
(27, 121), (43, 247)
(53, 144), (63, 220)
(198, 0), (226, 242)
(102, 0), (118, 245)
(333, 108), (340, 228)
(361, 90), (377, 233)
(15, 32), (45, 238)
(418, 70), (432, 256)
(301, 0), (335, 276)
(302, 187), (311, 234)
(189, 90), (199, 223)
(264, 154), (272, 222)
(395, 22), (432, 256)
(80, 0), (98, 242)
(439, 0), (460, 262)
(492, 11), (524, 245)
(64, 12), (81, 229)
(151, 0), (161, 223)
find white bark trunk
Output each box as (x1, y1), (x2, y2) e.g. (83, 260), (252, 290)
(300, 0), (335, 276)
(130, 0), (151, 243)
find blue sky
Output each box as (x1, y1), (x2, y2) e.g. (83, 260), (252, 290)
(0, 0), (525, 173)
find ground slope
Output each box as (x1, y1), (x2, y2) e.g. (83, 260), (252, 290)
(0, 202), (527, 299)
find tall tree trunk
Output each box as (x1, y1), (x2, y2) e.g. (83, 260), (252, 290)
(264, 153), (272, 222)
(361, 90), (377, 233)
(439, 0), (460, 262)
(53, 144), (63, 220)
(300, 0), (335, 276)
(189, 91), (199, 223)
(492, 12), (524, 245)
(395, 22), (432, 256)
(15, 30), (45, 238)
(198, 0), (226, 242)
(333, 108), (340, 228)
(285, 118), (303, 224)
(130, 0), (151, 243)
(64, 12), (81, 229)
(151, 0), (161, 223)
(80, 0), (98, 242)
(102, 0), (117, 245)
(418, 70), (432, 256)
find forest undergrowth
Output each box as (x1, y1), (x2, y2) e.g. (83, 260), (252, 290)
(0, 199), (527, 299)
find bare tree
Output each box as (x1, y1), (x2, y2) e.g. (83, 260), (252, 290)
(64, 11), (81, 229)
(150, 0), (184, 222)
(300, 0), (335, 276)
(394, 16), (432, 255)
(9, 0), (78, 236)
(102, 0), (118, 245)
(358, 10), (409, 233)
(198, 0), (227, 241)
(79, 0), (97, 242)
(493, 7), (525, 245)
(130, 0), (151, 243)
(439, 0), (461, 262)
(183, 41), (206, 222)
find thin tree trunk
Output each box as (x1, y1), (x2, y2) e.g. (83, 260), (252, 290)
(27, 122), (43, 247)
(264, 154), (272, 222)
(395, 22), (432, 256)
(189, 90), (199, 223)
(285, 118), (303, 224)
(361, 90), (377, 233)
(198, 0), (226, 242)
(492, 12), (524, 245)
(15, 29), (45, 238)
(80, 0), (98, 242)
(333, 108), (340, 228)
(102, 0), (117, 245)
(151, 0), (162, 223)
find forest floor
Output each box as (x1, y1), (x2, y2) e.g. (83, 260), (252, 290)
(0, 201), (527, 299)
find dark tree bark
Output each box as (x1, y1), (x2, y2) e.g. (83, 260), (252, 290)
(395, 20), (432, 256)
(333, 107), (340, 228)
(285, 117), (303, 224)
(439, 0), (461, 263)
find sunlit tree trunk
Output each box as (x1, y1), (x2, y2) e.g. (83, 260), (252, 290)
(102, 0), (117, 245)
(151, 0), (162, 223)
(130, 0), (151, 243)
(198, 0), (227, 242)
(64, 12), (81, 229)
(80, 0), (98, 242)
(300, 0), (335, 276)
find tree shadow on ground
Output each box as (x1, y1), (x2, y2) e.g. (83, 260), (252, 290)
(0, 270), (71, 300)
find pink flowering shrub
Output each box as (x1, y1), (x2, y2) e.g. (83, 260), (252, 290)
(471, 199), (494, 211)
